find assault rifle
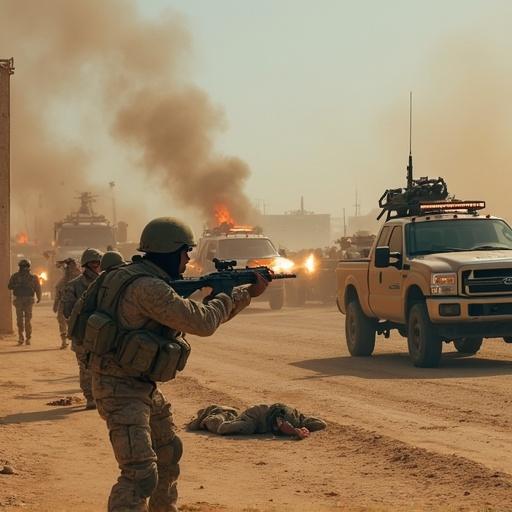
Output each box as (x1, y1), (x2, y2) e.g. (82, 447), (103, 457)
(170, 258), (296, 298)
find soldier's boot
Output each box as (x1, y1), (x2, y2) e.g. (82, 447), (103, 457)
(17, 331), (24, 345)
(25, 337), (31, 346)
(60, 336), (69, 349)
(85, 397), (97, 410)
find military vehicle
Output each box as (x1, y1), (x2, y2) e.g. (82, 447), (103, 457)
(53, 192), (116, 262)
(336, 144), (512, 367)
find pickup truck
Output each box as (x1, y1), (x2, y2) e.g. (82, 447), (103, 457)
(336, 207), (512, 367)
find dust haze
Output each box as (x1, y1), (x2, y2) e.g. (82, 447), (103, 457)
(0, 0), (256, 243)
(379, 38), (512, 220)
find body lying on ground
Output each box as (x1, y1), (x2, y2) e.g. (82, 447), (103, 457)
(187, 403), (326, 439)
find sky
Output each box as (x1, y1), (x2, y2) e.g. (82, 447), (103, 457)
(136, 0), (512, 219)
(3, 0), (512, 241)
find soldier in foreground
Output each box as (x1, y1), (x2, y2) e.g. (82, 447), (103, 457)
(53, 258), (80, 349)
(7, 259), (42, 345)
(84, 218), (268, 512)
(187, 403), (327, 439)
(62, 248), (103, 409)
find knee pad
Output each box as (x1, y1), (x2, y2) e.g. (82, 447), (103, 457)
(171, 436), (183, 463)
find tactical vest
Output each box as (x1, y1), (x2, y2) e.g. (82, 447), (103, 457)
(10, 272), (38, 297)
(81, 261), (190, 382)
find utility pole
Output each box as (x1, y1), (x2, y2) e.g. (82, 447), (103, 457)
(0, 58), (14, 334)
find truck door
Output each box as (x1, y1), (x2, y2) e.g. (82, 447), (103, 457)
(369, 225), (404, 322)
(368, 226), (390, 318)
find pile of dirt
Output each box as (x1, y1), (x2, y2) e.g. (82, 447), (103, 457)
(46, 396), (84, 406)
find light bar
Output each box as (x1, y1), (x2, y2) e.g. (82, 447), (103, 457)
(419, 201), (486, 211)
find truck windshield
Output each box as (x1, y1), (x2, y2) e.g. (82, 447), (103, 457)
(57, 226), (115, 249)
(218, 238), (278, 259)
(406, 219), (512, 256)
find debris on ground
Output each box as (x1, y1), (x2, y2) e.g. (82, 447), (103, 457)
(0, 465), (16, 475)
(46, 396), (84, 406)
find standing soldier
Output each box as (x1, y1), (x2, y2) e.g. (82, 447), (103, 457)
(62, 248), (103, 409)
(85, 218), (268, 512)
(7, 259), (42, 345)
(53, 258), (80, 349)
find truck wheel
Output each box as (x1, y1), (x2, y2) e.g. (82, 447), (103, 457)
(503, 337), (512, 344)
(269, 291), (284, 310)
(407, 302), (442, 367)
(453, 337), (483, 354)
(345, 299), (376, 356)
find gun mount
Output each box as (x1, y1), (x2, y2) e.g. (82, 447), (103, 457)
(377, 176), (449, 220)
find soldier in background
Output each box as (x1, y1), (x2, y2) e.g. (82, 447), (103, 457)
(7, 259), (42, 345)
(53, 258), (80, 349)
(62, 248), (103, 409)
(187, 403), (326, 439)
(99, 250), (125, 272)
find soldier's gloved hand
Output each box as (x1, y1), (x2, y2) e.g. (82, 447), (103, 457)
(248, 272), (269, 298)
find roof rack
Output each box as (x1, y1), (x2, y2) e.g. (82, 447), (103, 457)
(204, 222), (263, 237)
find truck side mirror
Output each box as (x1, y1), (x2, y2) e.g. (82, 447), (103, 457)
(375, 246), (390, 268)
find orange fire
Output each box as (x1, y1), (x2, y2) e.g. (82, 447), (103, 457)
(214, 205), (235, 226)
(16, 232), (29, 244)
(38, 271), (48, 284)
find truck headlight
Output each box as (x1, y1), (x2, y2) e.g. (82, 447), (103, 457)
(430, 273), (457, 295)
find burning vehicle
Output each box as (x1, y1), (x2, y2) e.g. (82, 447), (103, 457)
(187, 206), (293, 310)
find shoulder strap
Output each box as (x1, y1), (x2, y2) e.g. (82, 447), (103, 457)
(96, 263), (157, 317)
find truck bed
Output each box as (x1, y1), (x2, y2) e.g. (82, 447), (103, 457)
(335, 258), (371, 315)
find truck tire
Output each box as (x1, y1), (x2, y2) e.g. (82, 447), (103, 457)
(453, 337), (483, 354)
(269, 290), (284, 310)
(407, 302), (442, 367)
(345, 299), (376, 356)
(503, 337), (512, 344)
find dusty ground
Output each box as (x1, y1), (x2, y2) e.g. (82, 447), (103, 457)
(1, 300), (512, 511)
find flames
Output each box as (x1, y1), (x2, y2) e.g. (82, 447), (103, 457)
(214, 204), (235, 226)
(38, 271), (48, 284)
(16, 232), (29, 244)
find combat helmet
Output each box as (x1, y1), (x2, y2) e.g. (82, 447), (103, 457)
(138, 217), (195, 253)
(18, 258), (31, 268)
(80, 248), (103, 266)
(100, 251), (125, 271)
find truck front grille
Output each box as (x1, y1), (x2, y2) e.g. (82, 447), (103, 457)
(462, 268), (512, 295)
(468, 303), (512, 316)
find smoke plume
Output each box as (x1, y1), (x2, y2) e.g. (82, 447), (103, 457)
(0, 0), (255, 243)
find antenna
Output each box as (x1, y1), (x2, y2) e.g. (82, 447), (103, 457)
(406, 91), (413, 189)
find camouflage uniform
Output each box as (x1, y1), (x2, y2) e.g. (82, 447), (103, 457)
(54, 264), (80, 348)
(90, 258), (251, 512)
(62, 268), (98, 403)
(188, 403), (327, 436)
(8, 269), (42, 343)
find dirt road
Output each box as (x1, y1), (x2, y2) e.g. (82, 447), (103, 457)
(1, 300), (512, 511)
